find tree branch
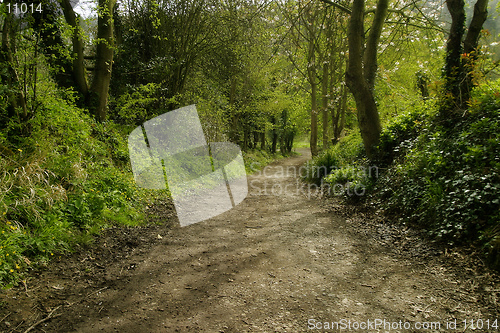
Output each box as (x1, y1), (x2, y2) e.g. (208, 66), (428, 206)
(318, 0), (351, 14)
(463, 0), (488, 53)
(364, 0), (389, 89)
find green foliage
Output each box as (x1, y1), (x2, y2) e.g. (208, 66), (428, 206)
(111, 83), (178, 125)
(0, 94), (147, 287)
(323, 164), (376, 198)
(0, 157), (75, 287)
(301, 131), (378, 198)
(376, 36), (444, 119)
(194, 93), (230, 143)
(244, 149), (285, 174)
(378, 80), (500, 263)
(304, 150), (339, 185)
(318, 78), (500, 267)
(0, 219), (27, 287)
(303, 131), (365, 184)
(377, 100), (436, 165)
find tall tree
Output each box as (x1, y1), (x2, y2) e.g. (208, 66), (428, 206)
(442, 0), (488, 113)
(60, 0), (88, 97)
(323, 6), (348, 145)
(32, 0), (117, 120)
(345, 0), (387, 158)
(319, 0), (438, 157)
(282, 0), (332, 157)
(33, 0), (78, 91)
(90, 0), (117, 121)
(332, 83), (347, 143)
(305, 3), (320, 157)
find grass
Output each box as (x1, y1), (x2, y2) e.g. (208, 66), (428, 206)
(293, 134), (310, 149)
(243, 149), (288, 174)
(0, 94), (150, 288)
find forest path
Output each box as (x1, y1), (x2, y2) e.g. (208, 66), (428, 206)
(2, 148), (499, 332)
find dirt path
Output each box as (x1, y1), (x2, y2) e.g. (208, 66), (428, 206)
(2, 149), (499, 332)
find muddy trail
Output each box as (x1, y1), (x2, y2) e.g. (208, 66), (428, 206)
(1, 149), (499, 332)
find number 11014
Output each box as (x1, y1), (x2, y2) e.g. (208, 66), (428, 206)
(6, 3), (43, 15)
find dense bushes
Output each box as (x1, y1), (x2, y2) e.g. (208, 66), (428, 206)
(377, 100), (435, 167)
(379, 81), (500, 257)
(0, 95), (146, 287)
(244, 149), (289, 174)
(302, 131), (371, 196)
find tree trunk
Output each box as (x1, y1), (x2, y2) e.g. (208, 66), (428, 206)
(441, 0), (488, 114)
(363, 0), (389, 90)
(347, 78), (380, 158)
(463, 0), (488, 54)
(333, 84), (347, 143)
(271, 116), (278, 154)
(260, 131), (266, 150)
(322, 63), (329, 149)
(310, 80), (319, 157)
(460, 0), (489, 106)
(90, 0), (117, 122)
(61, 0), (89, 97)
(331, 103), (339, 144)
(229, 78), (239, 143)
(1, 14), (27, 123)
(443, 0), (466, 112)
(345, 0), (383, 158)
(243, 125), (249, 151)
(280, 134), (286, 156)
(231, 114), (239, 144)
(308, 31), (318, 157)
(339, 85), (347, 138)
(303, 4), (319, 157)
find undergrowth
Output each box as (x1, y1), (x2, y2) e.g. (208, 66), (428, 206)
(0, 95), (150, 288)
(302, 131), (373, 197)
(378, 80), (500, 265)
(243, 148), (291, 174)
